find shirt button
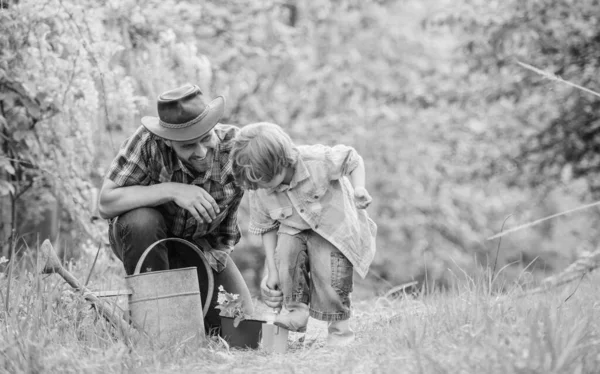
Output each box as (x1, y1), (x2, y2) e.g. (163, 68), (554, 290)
(314, 195), (319, 199)
(300, 209), (305, 213)
(315, 224), (319, 229)
(280, 214), (285, 218)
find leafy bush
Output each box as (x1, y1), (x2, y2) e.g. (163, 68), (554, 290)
(3, 0), (599, 295)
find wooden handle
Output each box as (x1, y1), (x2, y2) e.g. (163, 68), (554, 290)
(80, 285), (137, 337)
(39, 239), (64, 274)
(39, 240), (137, 338)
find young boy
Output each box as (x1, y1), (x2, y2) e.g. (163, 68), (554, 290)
(231, 122), (377, 346)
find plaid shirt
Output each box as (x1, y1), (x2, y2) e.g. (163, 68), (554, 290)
(106, 124), (244, 272)
(248, 144), (377, 278)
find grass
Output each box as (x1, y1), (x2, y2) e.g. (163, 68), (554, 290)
(1, 242), (600, 374)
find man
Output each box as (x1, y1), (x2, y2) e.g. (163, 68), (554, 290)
(98, 83), (253, 332)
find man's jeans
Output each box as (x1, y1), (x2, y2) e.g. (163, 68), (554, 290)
(276, 230), (353, 322)
(109, 207), (252, 332)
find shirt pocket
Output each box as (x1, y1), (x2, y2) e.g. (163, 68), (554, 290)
(148, 158), (173, 184)
(302, 184), (328, 203)
(269, 206), (293, 221)
(300, 184), (328, 218)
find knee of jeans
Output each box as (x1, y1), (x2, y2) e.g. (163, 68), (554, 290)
(118, 207), (165, 234)
(330, 252), (353, 296)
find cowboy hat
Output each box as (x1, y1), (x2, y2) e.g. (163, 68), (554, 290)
(141, 83), (225, 141)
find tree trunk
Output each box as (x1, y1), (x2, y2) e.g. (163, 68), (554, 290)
(0, 190), (11, 258)
(0, 124), (11, 257)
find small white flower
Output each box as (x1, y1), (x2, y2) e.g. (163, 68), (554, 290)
(217, 294), (227, 305)
(218, 285), (225, 292)
(231, 294), (239, 300)
(0, 256), (8, 265)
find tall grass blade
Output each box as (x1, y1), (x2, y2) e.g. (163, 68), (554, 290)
(84, 242), (102, 287)
(516, 60), (600, 100)
(5, 232), (15, 315)
(487, 200), (600, 240)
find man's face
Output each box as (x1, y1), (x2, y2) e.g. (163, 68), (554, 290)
(167, 130), (218, 170)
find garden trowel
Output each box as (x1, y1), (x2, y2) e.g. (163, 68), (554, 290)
(262, 307), (288, 353)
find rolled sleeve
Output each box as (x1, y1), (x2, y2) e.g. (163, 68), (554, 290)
(204, 249), (230, 273)
(248, 222), (280, 235)
(193, 235), (234, 273)
(248, 191), (280, 235)
(214, 193), (243, 247)
(326, 144), (361, 180)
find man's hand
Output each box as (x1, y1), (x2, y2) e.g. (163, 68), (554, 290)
(168, 183), (220, 223)
(354, 186), (372, 209)
(260, 275), (283, 309)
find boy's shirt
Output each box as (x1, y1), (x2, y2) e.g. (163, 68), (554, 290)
(105, 124), (244, 272)
(248, 144), (377, 278)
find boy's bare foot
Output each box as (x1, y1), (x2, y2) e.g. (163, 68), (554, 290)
(326, 320), (355, 347)
(274, 302), (309, 332)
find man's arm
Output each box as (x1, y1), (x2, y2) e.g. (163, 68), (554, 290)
(98, 179), (220, 222)
(98, 179), (170, 219)
(99, 126), (220, 222)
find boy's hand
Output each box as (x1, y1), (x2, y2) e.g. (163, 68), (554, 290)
(354, 186), (372, 209)
(266, 271), (280, 291)
(260, 276), (283, 309)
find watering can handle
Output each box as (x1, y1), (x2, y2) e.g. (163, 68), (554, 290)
(133, 238), (214, 318)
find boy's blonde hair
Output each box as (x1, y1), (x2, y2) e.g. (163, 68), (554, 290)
(231, 122), (296, 190)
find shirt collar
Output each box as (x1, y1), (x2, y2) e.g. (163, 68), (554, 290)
(267, 152), (309, 194)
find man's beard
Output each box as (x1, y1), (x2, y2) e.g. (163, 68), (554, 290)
(186, 149), (215, 173)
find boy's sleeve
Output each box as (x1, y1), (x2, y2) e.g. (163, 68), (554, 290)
(325, 144), (362, 180)
(105, 126), (154, 187)
(247, 191), (280, 235)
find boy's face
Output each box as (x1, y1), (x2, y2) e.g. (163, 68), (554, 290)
(255, 169), (287, 189)
(167, 130), (217, 170)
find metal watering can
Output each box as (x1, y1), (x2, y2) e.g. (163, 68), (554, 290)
(125, 237), (214, 343)
(40, 238), (290, 352)
(39, 238), (214, 344)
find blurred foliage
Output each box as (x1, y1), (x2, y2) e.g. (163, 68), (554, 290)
(418, 0), (600, 285)
(427, 0), (600, 192)
(0, 0), (117, 252)
(3, 0), (600, 296)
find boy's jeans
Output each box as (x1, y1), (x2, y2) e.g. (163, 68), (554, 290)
(276, 229), (353, 322)
(108, 207), (253, 332)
